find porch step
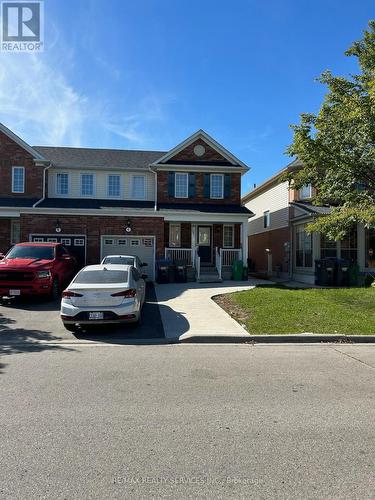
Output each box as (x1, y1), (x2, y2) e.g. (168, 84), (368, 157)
(198, 274), (223, 283)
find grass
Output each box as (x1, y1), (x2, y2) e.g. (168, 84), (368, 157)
(214, 285), (375, 334)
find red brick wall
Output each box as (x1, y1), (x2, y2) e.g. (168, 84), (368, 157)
(0, 130), (44, 198)
(20, 214), (165, 264)
(0, 219), (11, 252)
(157, 171), (241, 205)
(248, 227), (290, 274)
(165, 139), (232, 164)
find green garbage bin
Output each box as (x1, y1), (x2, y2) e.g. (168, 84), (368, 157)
(232, 260), (243, 280)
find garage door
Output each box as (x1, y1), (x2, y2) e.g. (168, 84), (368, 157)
(30, 234), (86, 268)
(101, 236), (155, 280)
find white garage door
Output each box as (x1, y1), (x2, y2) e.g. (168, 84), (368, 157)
(101, 236), (155, 280)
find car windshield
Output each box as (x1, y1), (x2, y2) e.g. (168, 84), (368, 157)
(74, 269), (129, 284)
(103, 257), (135, 265)
(6, 246), (54, 260)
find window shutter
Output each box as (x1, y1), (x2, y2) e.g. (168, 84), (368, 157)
(168, 172), (175, 197)
(224, 174), (231, 198)
(188, 173), (195, 198)
(203, 174), (210, 198)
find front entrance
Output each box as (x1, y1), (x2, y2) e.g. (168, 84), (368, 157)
(197, 226), (212, 264)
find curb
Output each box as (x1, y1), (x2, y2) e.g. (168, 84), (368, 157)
(179, 334), (375, 344)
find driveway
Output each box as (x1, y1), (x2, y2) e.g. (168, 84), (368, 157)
(0, 284), (165, 347)
(155, 279), (270, 341)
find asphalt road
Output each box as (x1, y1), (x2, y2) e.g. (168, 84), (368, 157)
(0, 343), (375, 499)
(0, 284), (165, 345)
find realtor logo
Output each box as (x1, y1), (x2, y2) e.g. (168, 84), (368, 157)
(1, 1), (44, 52)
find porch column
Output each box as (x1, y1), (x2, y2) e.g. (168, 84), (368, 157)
(241, 221), (248, 263)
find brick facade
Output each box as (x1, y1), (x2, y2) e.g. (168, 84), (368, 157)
(0, 218), (11, 252)
(248, 227), (290, 274)
(0, 130), (44, 199)
(157, 171), (241, 205)
(20, 214), (164, 264)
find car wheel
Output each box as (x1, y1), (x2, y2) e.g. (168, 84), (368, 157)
(51, 277), (60, 300)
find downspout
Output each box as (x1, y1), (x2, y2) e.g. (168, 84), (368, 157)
(33, 162), (52, 208)
(149, 165), (157, 211)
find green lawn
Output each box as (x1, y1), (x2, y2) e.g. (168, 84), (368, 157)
(217, 286), (375, 334)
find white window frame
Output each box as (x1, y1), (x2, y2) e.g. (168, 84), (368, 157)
(131, 175), (146, 200)
(10, 220), (21, 245)
(107, 174), (121, 198)
(55, 172), (69, 196)
(80, 173), (96, 197)
(210, 174), (224, 199)
(263, 210), (270, 229)
(61, 238), (71, 246)
(74, 238), (85, 246)
(175, 173), (188, 199)
(299, 184), (312, 200)
(169, 223), (181, 248)
(12, 166), (25, 193)
(223, 224), (234, 248)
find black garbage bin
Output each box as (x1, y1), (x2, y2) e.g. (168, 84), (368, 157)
(315, 258), (337, 286)
(174, 259), (187, 283)
(156, 259), (174, 284)
(336, 259), (350, 287)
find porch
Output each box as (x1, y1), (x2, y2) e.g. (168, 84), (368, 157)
(163, 221), (248, 282)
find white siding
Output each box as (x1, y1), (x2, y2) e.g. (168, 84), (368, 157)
(245, 181), (289, 235)
(48, 169), (155, 201)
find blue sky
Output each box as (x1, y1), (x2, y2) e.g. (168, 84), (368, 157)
(0, 0), (373, 195)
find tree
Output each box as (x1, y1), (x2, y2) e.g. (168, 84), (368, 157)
(286, 20), (375, 240)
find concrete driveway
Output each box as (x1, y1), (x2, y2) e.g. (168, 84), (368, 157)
(155, 279), (269, 341)
(0, 284), (165, 347)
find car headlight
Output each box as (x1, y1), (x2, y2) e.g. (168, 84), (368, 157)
(38, 270), (52, 279)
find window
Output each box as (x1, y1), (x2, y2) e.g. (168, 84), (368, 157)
(210, 174), (224, 199)
(47, 238), (57, 243)
(12, 166), (25, 193)
(175, 173), (188, 198)
(56, 173), (69, 195)
(299, 184), (312, 200)
(104, 239), (114, 245)
(263, 211), (270, 229)
(341, 227), (357, 262)
(143, 238), (153, 247)
(80, 174), (95, 196)
(223, 225), (234, 248)
(61, 238), (71, 246)
(10, 221), (20, 245)
(365, 228), (375, 269)
(169, 224), (181, 247)
(131, 239), (140, 246)
(107, 175), (121, 197)
(118, 239), (127, 245)
(32, 237), (45, 242)
(74, 238), (85, 246)
(132, 176), (146, 199)
(320, 234), (337, 259)
(295, 224), (313, 267)
(74, 269), (128, 284)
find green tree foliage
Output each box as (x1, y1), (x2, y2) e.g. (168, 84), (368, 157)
(287, 21), (375, 240)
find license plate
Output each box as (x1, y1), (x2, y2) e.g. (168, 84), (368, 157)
(9, 289), (21, 296)
(89, 312), (103, 320)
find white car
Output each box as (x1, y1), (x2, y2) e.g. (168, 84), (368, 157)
(101, 254), (148, 273)
(60, 264), (146, 331)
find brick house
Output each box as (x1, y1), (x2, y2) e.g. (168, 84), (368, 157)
(0, 123), (252, 281)
(242, 159), (375, 284)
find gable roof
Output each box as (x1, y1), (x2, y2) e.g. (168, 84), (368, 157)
(150, 129), (249, 170)
(33, 146), (166, 170)
(0, 123), (47, 162)
(242, 158), (302, 203)
(290, 201), (332, 216)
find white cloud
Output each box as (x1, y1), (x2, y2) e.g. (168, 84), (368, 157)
(0, 53), (87, 146)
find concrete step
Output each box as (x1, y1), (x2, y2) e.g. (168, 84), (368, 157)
(197, 274), (223, 283)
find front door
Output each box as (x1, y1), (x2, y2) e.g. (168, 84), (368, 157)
(198, 226), (212, 264)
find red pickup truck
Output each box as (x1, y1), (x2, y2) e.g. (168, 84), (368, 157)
(0, 242), (77, 300)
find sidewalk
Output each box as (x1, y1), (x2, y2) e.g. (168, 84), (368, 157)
(154, 279), (270, 341)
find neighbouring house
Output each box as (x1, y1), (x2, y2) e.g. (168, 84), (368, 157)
(0, 123), (253, 282)
(242, 159), (375, 284)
